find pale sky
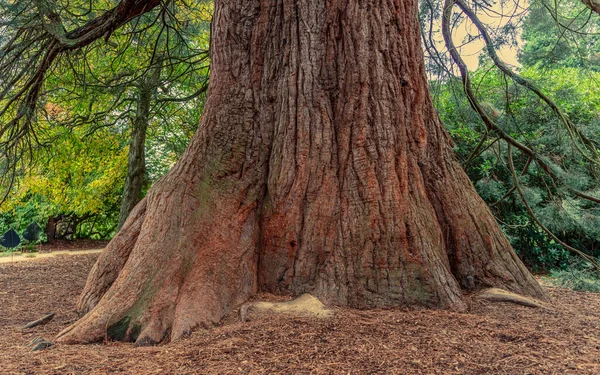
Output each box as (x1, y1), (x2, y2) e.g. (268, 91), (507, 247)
(447, 0), (530, 70)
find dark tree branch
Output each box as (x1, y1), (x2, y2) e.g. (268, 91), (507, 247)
(581, 0), (600, 16)
(454, 0), (600, 167)
(442, 0), (600, 206)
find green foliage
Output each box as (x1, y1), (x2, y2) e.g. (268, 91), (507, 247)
(520, 0), (600, 71)
(0, 1), (213, 240)
(550, 261), (600, 292)
(433, 64), (600, 271)
(0, 126), (127, 239)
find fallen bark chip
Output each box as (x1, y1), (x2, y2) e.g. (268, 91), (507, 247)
(26, 337), (45, 347)
(22, 313), (55, 329)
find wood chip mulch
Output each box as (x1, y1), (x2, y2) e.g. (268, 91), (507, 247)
(1, 254), (599, 374)
(37, 240), (109, 252)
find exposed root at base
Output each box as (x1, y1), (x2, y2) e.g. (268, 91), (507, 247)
(477, 288), (551, 309)
(240, 294), (333, 322)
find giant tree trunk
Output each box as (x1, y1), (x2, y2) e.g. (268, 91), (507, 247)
(57, 0), (545, 345)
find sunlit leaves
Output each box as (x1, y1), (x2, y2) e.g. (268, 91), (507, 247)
(1, 126), (127, 237)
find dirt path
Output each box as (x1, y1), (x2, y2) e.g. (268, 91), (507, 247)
(0, 249), (104, 264)
(1, 254), (600, 374)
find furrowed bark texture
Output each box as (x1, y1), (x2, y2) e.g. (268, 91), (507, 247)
(57, 0), (545, 345)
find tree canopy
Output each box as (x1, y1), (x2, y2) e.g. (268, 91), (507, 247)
(0, 0), (212, 239)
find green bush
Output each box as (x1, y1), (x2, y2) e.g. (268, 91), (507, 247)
(550, 261), (600, 293)
(432, 66), (600, 272)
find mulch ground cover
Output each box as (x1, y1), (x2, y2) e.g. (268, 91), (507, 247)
(38, 240), (109, 252)
(1, 253), (599, 374)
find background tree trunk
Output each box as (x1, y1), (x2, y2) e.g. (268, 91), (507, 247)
(57, 0), (545, 345)
(117, 65), (161, 230)
(45, 216), (58, 241)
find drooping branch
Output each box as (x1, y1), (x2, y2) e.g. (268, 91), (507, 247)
(489, 157), (532, 207)
(464, 129), (490, 169)
(454, 0), (600, 167)
(156, 83), (208, 104)
(581, 0), (600, 16)
(442, 0), (600, 205)
(60, 0), (162, 49)
(507, 144), (600, 269)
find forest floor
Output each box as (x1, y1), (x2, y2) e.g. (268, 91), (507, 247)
(1, 253), (599, 374)
(0, 249), (103, 264)
(0, 240), (108, 264)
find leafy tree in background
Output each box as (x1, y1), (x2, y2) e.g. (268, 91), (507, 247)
(428, 0), (600, 270)
(1, 126), (127, 239)
(520, 0), (600, 70)
(0, 0), (211, 238)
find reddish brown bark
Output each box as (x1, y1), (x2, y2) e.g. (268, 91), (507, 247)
(57, 0), (545, 345)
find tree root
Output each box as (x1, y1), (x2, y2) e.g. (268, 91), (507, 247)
(477, 288), (551, 309)
(240, 294), (333, 322)
(22, 313), (55, 330)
